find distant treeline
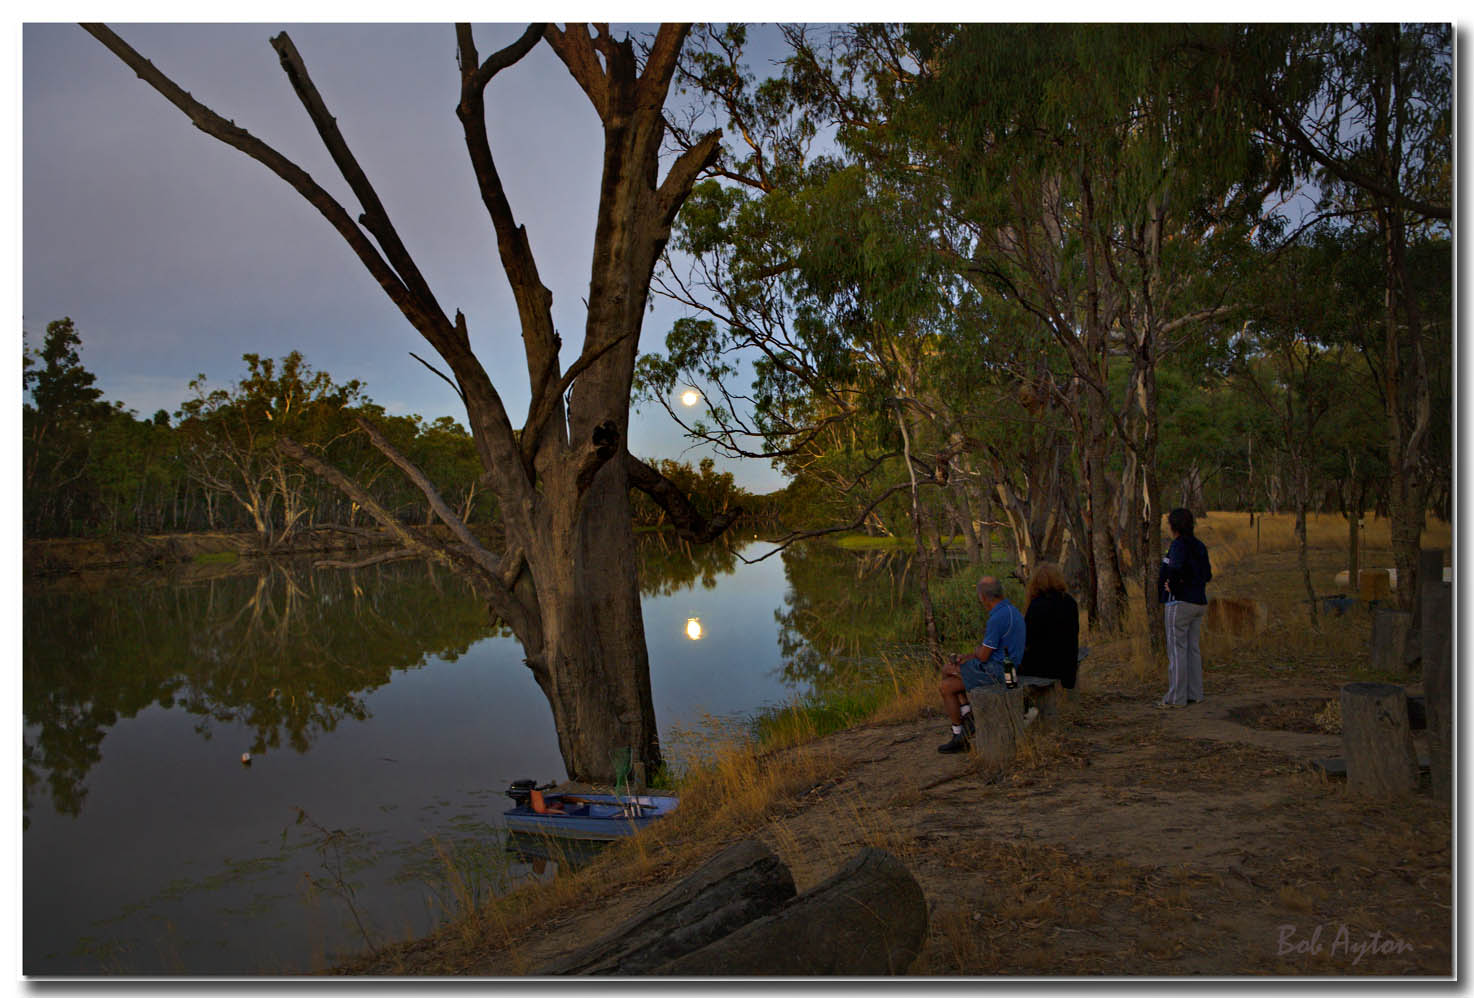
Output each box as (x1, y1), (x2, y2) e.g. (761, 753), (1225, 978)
(21, 318), (778, 544)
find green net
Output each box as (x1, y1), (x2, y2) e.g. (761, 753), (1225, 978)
(611, 746), (632, 797)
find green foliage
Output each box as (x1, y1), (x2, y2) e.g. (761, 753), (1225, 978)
(21, 327), (496, 540)
(23, 318), (117, 535)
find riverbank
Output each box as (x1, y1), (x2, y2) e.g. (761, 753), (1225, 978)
(333, 512), (1454, 977)
(22, 524), (504, 577)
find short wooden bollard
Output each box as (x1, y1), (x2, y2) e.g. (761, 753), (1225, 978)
(966, 683), (1026, 763)
(1370, 609), (1414, 672)
(1339, 682), (1420, 797)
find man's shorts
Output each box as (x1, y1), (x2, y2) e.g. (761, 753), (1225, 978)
(959, 655), (1006, 691)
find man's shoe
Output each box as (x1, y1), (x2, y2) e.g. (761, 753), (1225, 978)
(937, 733), (970, 754)
(961, 712), (976, 738)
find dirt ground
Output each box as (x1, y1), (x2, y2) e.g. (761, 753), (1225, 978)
(357, 670), (1450, 977)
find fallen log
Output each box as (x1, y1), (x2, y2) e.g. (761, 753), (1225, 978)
(537, 839), (796, 975)
(653, 847), (927, 975)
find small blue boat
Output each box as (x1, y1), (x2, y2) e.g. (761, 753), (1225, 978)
(502, 781), (678, 842)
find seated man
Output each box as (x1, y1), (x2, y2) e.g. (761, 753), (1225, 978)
(937, 575), (1026, 754)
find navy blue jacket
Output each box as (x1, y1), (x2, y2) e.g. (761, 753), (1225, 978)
(1158, 535), (1211, 604)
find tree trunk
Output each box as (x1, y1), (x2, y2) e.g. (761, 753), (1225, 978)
(895, 404), (942, 664)
(529, 467), (661, 782)
(1080, 398), (1127, 631)
(1294, 481), (1318, 630)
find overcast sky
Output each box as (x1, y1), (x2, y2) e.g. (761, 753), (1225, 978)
(21, 21), (791, 492)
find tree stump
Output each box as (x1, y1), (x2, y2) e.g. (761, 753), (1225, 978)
(538, 839), (796, 975)
(1339, 683), (1419, 798)
(653, 848), (928, 975)
(1370, 609), (1414, 672)
(1420, 550), (1452, 803)
(966, 683), (1026, 762)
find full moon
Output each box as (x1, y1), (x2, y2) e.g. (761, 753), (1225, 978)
(680, 389), (701, 407)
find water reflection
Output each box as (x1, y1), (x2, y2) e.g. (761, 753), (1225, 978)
(774, 544), (947, 693)
(24, 534), (753, 823)
(23, 559), (496, 821)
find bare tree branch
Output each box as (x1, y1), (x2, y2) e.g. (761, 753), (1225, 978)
(84, 22), (529, 512)
(455, 23), (561, 434)
(270, 31), (446, 321)
(624, 452), (743, 544)
(409, 351), (465, 404)
(80, 24), (423, 331)
(738, 480), (935, 564)
(277, 435), (542, 657)
(352, 416), (501, 578)
(542, 24), (609, 117)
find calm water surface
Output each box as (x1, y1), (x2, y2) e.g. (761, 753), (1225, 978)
(23, 537), (928, 974)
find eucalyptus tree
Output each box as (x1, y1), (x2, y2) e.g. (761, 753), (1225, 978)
(84, 23), (734, 783)
(1218, 23), (1452, 612)
(643, 25), (1003, 659)
(1231, 233), (1372, 626)
(176, 351), (366, 547)
(814, 24), (1278, 635)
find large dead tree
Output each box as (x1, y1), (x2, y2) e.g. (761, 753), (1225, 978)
(83, 22), (733, 783)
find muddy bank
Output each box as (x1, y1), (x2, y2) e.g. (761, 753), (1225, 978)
(23, 524), (501, 578)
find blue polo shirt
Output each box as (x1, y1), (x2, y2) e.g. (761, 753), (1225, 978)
(983, 598), (1026, 665)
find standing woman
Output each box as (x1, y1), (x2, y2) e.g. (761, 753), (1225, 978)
(1158, 508), (1212, 707)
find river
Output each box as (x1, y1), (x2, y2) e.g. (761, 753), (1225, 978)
(23, 535), (941, 975)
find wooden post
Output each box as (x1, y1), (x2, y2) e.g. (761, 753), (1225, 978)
(1370, 609), (1414, 672)
(1420, 548), (1452, 803)
(966, 684), (1026, 763)
(1339, 683), (1420, 797)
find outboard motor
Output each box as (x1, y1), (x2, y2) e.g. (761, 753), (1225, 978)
(505, 779), (551, 809)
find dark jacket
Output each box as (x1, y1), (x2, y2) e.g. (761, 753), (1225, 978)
(1158, 535), (1212, 604)
(1020, 590), (1080, 689)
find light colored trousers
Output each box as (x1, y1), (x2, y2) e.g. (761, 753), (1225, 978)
(1164, 600), (1207, 705)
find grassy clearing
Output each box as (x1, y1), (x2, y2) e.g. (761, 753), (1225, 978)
(341, 511), (1451, 976)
